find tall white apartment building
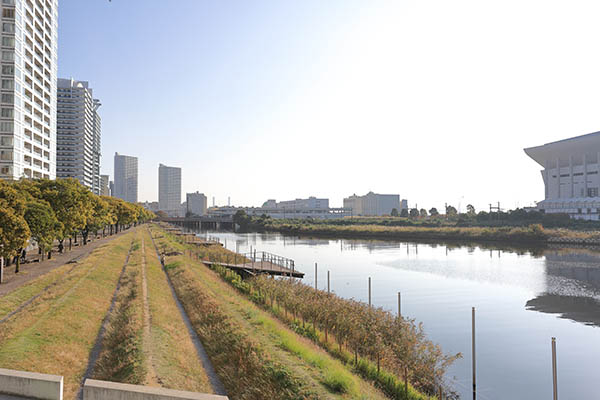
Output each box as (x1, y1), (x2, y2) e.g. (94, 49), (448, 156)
(525, 131), (600, 220)
(113, 152), (137, 203)
(158, 163), (181, 216)
(56, 78), (101, 193)
(186, 191), (207, 216)
(0, 0), (58, 180)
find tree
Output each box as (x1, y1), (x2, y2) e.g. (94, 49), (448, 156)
(419, 208), (428, 217)
(400, 208), (409, 218)
(409, 208), (419, 218)
(445, 205), (458, 216)
(37, 179), (92, 251)
(24, 199), (61, 261)
(0, 181), (30, 273)
(391, 208), (399, 217)
(429, 207), (439, 216)
(466, 204), (475, 216)
(84, 195), (112, 242)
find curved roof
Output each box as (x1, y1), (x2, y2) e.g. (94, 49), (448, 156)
(524, 131), (600, 167)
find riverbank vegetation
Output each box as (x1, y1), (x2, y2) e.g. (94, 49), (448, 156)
(150, 224), (395, 399)
(235, 211), (600, 245)
(0, 177), (154, 273)
(155, 224), (455, 399)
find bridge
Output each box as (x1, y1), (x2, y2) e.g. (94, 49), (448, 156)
(158, 216), (234, 231)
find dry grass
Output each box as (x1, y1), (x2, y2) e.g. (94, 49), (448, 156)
(139, 228), (214, 393)
(92, 234), (146, 384)
(151, 224), (389, 400)
(0, 230), (137, 399)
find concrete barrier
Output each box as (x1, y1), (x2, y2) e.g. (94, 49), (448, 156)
(83, 380), (228, 400)
(0, 368), (63, 400)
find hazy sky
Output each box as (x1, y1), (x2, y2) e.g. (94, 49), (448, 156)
(58, 0), (600, 211)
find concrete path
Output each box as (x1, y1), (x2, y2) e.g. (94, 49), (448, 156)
(0, 229), (132, 297)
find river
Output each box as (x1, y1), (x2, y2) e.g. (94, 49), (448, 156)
(199, 230), (600, 400)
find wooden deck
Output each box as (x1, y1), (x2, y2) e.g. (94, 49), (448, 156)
(202, 260), (304, 278)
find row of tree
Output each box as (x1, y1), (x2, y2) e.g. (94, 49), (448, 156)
(0, 178), (154, 272)
(250, 275), (460, 395)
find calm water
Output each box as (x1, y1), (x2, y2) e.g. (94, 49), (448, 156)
(201, 231), (600, 400)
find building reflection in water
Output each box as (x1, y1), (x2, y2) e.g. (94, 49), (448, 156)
(525, 249), (600, 327)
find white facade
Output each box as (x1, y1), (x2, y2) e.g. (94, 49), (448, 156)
(186, 191), (207, 216)
(343, 192), (402, 216)
(525, 131), (600, 220)
(0, 0), (58, 180)
(56, 78), (101, 193)
(158, 163), (181, 216)
(262, 196), (329, 210)
(113, 152), (137, 203)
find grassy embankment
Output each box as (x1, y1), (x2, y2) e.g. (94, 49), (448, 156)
(152, 224), (432, 400)
(138, 227), (214, 392)
(0, 230), (137, 399)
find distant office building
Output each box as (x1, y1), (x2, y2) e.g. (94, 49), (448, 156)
(109, 180), (114, 196)
(158, 163), (181, 216)
(343, 192), (402, 216)
(271, 196), (329, 210)
(525, 131), (600, 220)
(99, 174), (110, 196)
(187, 191), (207, 216)
(114, 152), (138, 203)
(0, 0), (59, 180)
(56, 78), (101, 193)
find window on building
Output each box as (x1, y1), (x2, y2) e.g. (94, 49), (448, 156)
(0, 165), (11, 175)
(1, 108), (13, 118)
(578, 208), (582, 214)
(0, 135), (12, 146)
(587, 188), (599, 197)
(0, 121), (14, 132)
(1, 79), (14, 89)
(1, 51), (13, 61)
(1, 65), (13, 75)
(1, 37), (14, 47)
(2, 23), (15, 33)
(1, 93), (14, 104)
(2, 9), (15, 18)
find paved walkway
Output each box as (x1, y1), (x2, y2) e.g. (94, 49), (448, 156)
(0, 228), (133, 297)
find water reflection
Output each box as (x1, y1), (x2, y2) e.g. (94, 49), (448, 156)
(526, 294), (600, 327)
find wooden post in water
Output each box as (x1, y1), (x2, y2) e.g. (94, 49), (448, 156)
(368, 277), (372, 307)
(398, 292), (401, 318)
(472, 307), (476, 400)
(315, 263), (318, 290)
(552, 337), (558, 400)
(327, 270), (330, 294)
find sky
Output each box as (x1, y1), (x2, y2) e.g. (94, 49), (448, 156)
(58, 0), (600, 212)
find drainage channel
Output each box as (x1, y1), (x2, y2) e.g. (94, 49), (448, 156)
(147, 227), (227, 397)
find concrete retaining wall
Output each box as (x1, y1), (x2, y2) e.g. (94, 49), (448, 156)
(83, 379), (228, 400)
(0, 368), (63, 400)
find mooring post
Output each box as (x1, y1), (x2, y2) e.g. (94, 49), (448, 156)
(315, 263), (317, 290)
(327, 270), (330, 293)
(368, 277), (372, 307)
(552, 337), (558, 400)
(398, 292), (401, 318)
(472, 307), (476, 400)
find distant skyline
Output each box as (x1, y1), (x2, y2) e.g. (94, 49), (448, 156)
(58, 1), (600, 211)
